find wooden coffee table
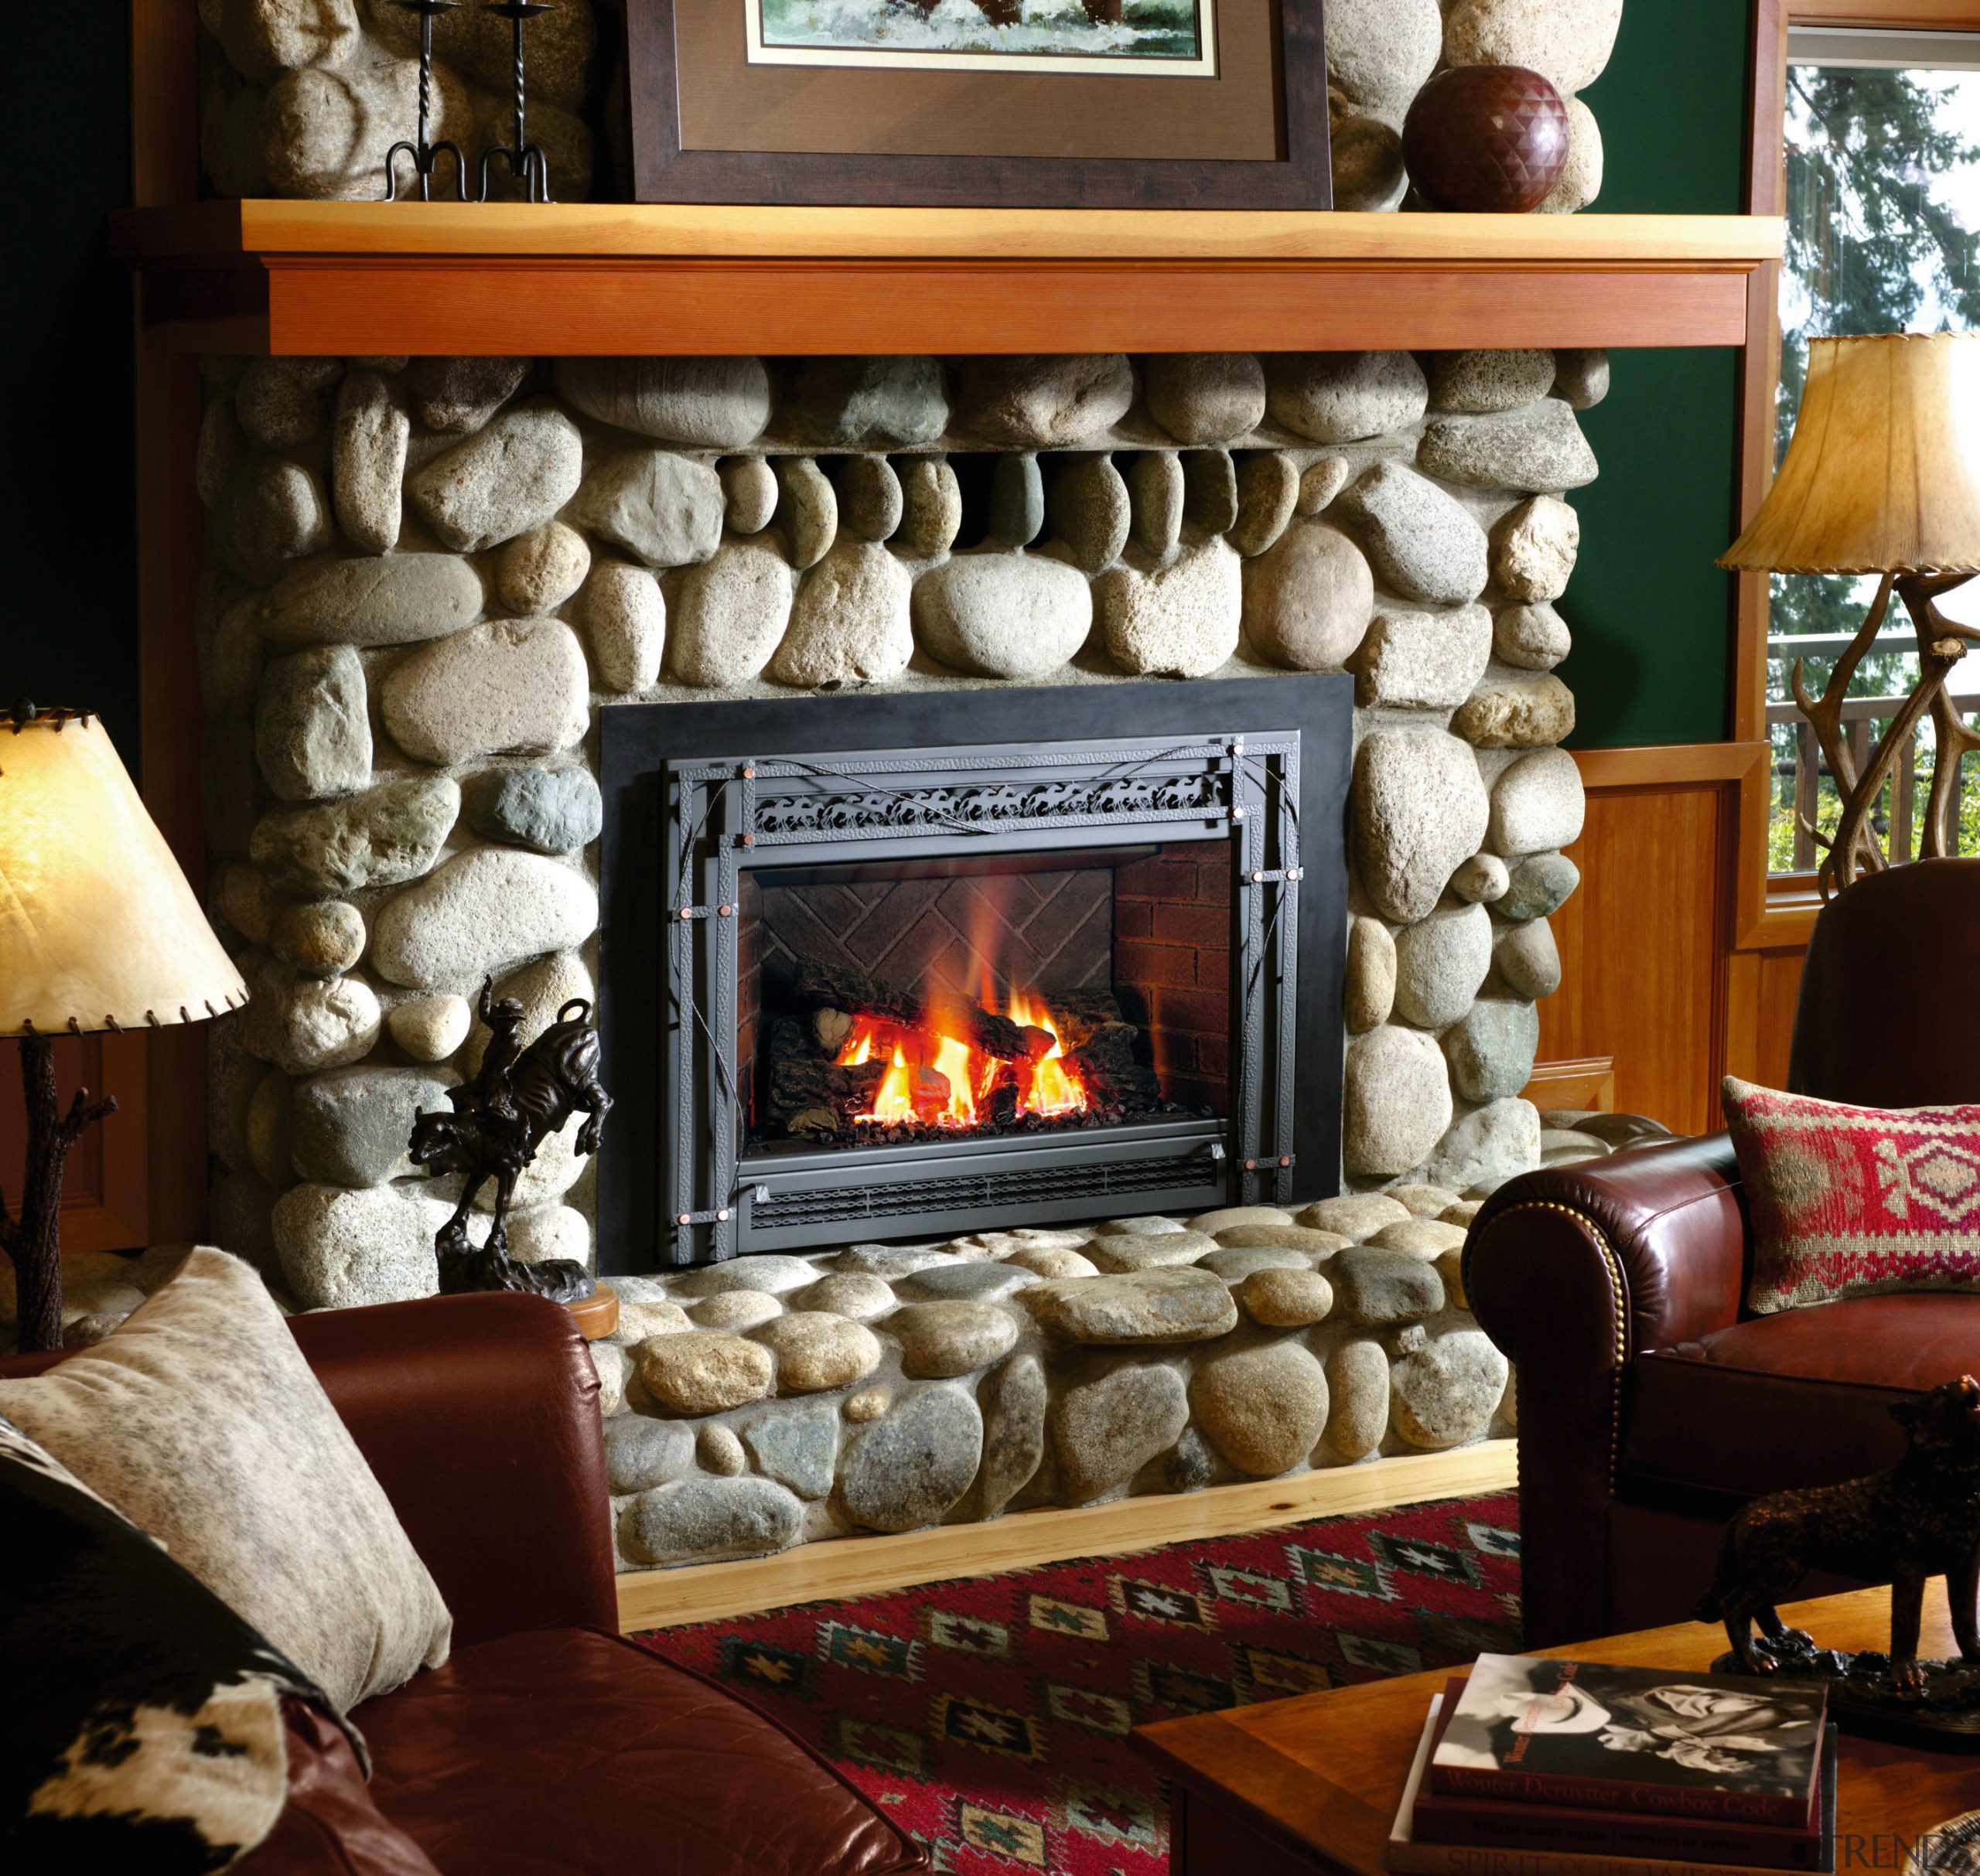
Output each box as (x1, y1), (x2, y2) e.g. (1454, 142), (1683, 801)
(1135, 1583), (1978, 1876)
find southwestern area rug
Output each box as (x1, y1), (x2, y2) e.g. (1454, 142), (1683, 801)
(636, 1490), (1520, 1875)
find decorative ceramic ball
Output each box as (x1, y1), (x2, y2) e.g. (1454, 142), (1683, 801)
(1401, 66), (1572, 213)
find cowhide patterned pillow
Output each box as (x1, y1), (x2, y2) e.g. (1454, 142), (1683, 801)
(0, 1410), (349, 1871)
(0, 1248), (452, 1715)
(1723, 1075), (1980, 1315)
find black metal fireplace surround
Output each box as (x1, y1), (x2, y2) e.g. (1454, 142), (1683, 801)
(599, 677), (1351, 1270)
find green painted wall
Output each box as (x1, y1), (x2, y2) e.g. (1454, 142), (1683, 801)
(1557, 0), (1753, 747)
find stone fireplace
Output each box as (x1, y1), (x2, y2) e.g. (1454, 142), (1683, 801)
(197, 345), (1596, 1569)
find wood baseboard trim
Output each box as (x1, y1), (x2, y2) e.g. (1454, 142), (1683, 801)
(1524, 1056), (1617, 1114)
(616, 1438), (1517, 1633)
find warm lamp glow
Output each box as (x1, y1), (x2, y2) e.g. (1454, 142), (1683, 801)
(1720, 333), (1980, 575)
(0, 713), (245, 1036)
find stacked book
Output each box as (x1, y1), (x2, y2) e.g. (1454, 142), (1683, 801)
(1389, 1654), (1837, 1876)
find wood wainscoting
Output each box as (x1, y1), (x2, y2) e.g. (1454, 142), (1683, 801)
(1532, 743), (1808, 1138)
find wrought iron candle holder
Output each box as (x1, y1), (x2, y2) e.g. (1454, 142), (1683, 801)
(383, 0), (469, 201)
(478, 0), (557, 204)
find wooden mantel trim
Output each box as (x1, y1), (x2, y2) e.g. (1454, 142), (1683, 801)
(1572, 742), (1768, 790)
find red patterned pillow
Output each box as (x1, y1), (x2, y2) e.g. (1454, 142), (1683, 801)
(1723, 1076), (1980, 1315)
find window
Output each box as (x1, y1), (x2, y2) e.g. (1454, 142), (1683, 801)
(1766, 26), (1980, 875)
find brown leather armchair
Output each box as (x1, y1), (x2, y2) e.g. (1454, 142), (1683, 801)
(2, 1290), (925, 1875)
(1463, 858), (1980, 1648)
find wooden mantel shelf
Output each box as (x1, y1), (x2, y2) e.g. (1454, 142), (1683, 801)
(113, 200), (1784, 357)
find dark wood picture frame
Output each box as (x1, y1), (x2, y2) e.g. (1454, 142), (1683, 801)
(625, 0), (1330, 208)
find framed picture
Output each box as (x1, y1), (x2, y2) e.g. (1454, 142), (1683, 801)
(625, 0), (1330, 209)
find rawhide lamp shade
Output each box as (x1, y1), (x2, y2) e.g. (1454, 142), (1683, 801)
(0, 708), (245, 1354)
(1, 711), (244, 1034)
(1722, 333), (1980, 899)
(1722, 333), (1980, 576)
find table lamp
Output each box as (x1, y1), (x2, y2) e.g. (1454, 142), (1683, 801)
(1721, 333), (1980, 897)
(0, 703), (246, 1352)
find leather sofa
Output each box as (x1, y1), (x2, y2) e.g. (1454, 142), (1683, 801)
(1463, 858), (1980, 1649)
(1, 1290), (926, 1875)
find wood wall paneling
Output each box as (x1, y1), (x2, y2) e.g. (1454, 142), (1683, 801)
(0, 1034), (151, 1253)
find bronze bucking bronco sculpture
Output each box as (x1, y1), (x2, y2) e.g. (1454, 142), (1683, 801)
(408, 978), (612, 1305)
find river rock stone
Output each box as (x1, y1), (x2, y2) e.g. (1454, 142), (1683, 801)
(637, 1331), (774, 1414)
(249, 772), (457, 898)
(1346, 916), (1397, 1034)
(1098, 537), (1241, 677)
(773, 458), (837, 571)
(215, 459), (333, 586)
(289, 1065), (455, 1186)
(1489, 748), (1586, 856)
(405, 402), (583, 553)
(1190, 1341), (1329, 1476)
(1143, 353), (1267, 445)
(1204, 1247), (1310, 1281)
(1543, 94), (1606, 213)
(466, 765), (602, 854)
(1330, 1247), (1446, 1326)
(603, 1416), (694, 1494)
(1326, 1338), (1391, 1458)
(1424, 1097), (1542, 1190)
(1392, 903), (1494, 1028)
(1497, 915), (1562, 999)
(1190, 1206), (1292, 1233)
(551, 356), (770, 449)
(835, 455), (903, 544)
(370, 848), (598, 991)
(1391, 1328), (1510, 1448)
(1094, 1216), (1187, 1236)
(676, 1254), (821, 1297)
(1244, 520), (1373, 670)
(1184, 450), (1238, 532)
(1420, 401), (1599, 493)
(510, 1205), (590, 1267)
(571, 450), (725, 569)
(1298, 1193), (1410, 1238)
(1444, 998), (1541, 1103)
(254, 966), (385, 1075)
(1236, 1266), (1335, 1327)
(273, 1182), (446, 1309)
(258, 553), (483, 648)
(1349, 604), (1492, 709)
(254, 646), (370, 802)
(896, 1262), (1039, 1301)
(1494, 602), (1572, 672)
(783, 355), (948, 449)
(405, 356), (529, 433)
(891, 1301), (1019, 1379)
(1451, 854), (1510, 903)
(1326, 0), (1442, 113)
(913, 552), (1092, 680)
(720, 458), (778, 537)
(898, 457), (963, 558)
(769, 541), (913, 687)
(1166, 1424), (1217, 1492)
(200, 592), (265, 721)
(985, 452), (1044, 549)
(589, 1340), (630, 1417)
(1128, 451), (1183, 558)
(753, 1312), (882, 1392)
(1429, 350), (1557, 415)
(1047, 455), (1132, 572)
(1052, 1363), (1189, 1504)
(1445, 0), (1622, 96)
(742, 1404), (839, 1499)
(331, 370), (408, 554)
(271, 899), (364, 977)
(1352, 728), (1490, 923)
(978, 1353), (1047, 1516)
(495, 520), (591, 615)
(790, 1273), (896, 1322)
(1344, 1026), (1453, 1177)
(845, 1387), (888, 1422)
(691, 1291), (783, 1332)
(1229, 452), (1299, 557)
(1501, 852), (1579, 921)
(840, 1384), (984, 1532)
(1553, 348), (1611, 411)
(1026, 1270), (1236, 1344)
(1367, 1217), (1468, 1260)
(1331, 109), (1409, 213)
(387, 993), (471, 1062)
(1215, 1225), (1351, 1255)
(669, 534), (794, 688)
(619, 1478), (803, 1566)
(1395, 1183), (1463, 1217)
(697, 1424), (745, 1475)
(261, 56), (472, 201)
(1492, 496), (1579, 602)
(577, 561), (665, 694)
(198, 399), (244, 510)
(381, 618), (589, 765)
(1084, 1231), (1218, 1273)
(1267, 353), (1429, 444)
(235, 357), (340, 448)
(244, 1069), (295, 1189)
(1336, 462), (1490, 604)
(1002, 1246), (1101, 1280)
(955, 355), (1134, 448)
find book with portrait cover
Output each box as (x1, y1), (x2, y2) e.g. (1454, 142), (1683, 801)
(1425, 1656), (1827, 1827)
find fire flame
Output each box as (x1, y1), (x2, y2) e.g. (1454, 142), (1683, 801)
(832, 987), (1089, 1130)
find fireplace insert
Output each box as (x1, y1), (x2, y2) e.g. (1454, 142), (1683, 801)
(599, 678), (1350, 1267)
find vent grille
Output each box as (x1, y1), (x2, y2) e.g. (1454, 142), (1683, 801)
(750, 1156), (1207, 1231)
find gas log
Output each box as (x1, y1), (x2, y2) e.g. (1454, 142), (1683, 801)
(792, 958), (1032, 1059)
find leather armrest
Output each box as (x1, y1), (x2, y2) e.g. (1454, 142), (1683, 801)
(1460, 1133), (1749, 1646)
(290, 1292), (620, 1647)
